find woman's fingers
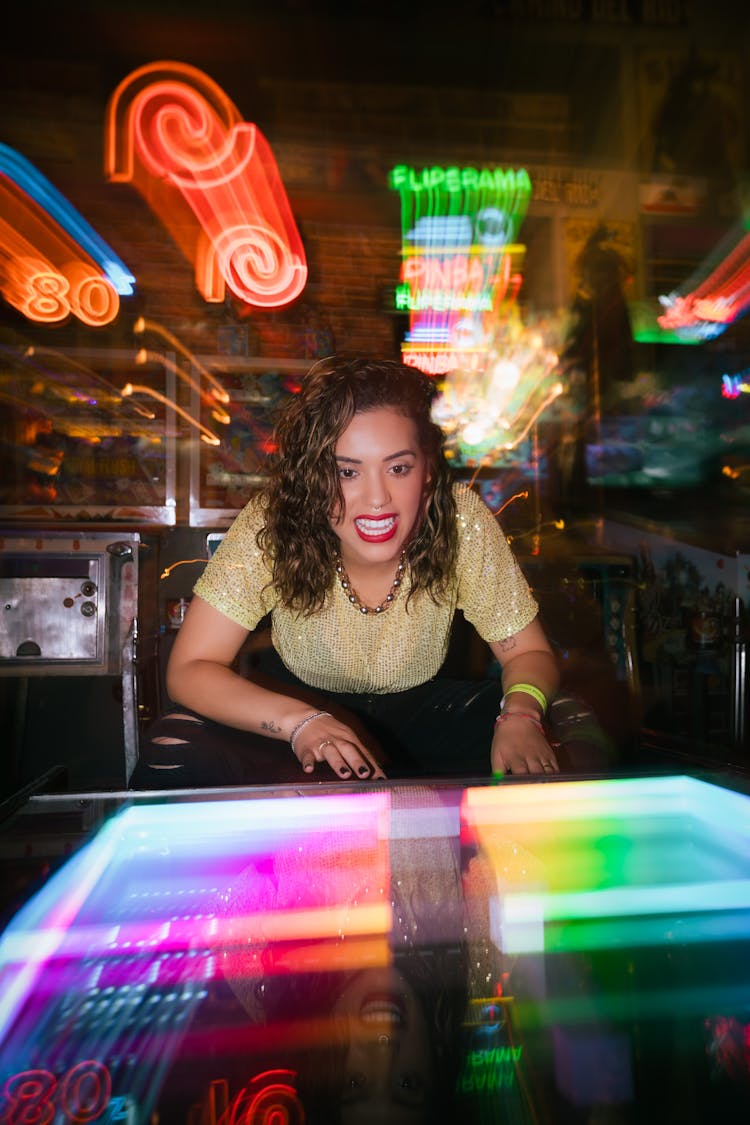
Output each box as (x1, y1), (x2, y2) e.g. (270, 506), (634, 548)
(503, 750), (559, 774)
(318, 739), (387, 779)
(492, 727), (559, 776)
(296, 729), (386, 780)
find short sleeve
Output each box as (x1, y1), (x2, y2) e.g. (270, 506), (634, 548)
(193, 497), (277, 630)
(454, 486), (538, 641)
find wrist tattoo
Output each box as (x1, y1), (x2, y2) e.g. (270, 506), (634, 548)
(261, 720), (282, 734)
(496, 636), (517, 653)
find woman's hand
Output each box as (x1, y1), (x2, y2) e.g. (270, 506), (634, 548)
(291, 711), (387, 780)
(490, 713), (559, 776)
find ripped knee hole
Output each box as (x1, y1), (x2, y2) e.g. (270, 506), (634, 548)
(152, 712), (205, 745)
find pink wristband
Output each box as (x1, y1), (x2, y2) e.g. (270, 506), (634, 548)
(494, 711), (545, 733)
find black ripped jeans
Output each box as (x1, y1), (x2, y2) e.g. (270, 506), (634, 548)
(129, 649), (502, 790)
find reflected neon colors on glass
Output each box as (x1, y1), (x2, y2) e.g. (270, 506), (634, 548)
(0, 793), (391, 1035)
(104, 61), (307, 309)
(461, 775), (750, 957)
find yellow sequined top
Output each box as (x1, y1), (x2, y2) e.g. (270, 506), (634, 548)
(193, 484), (538, 694)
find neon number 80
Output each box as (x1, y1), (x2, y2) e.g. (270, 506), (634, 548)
(11, 258), (119, 326)
(0, 1062), (112, 1125)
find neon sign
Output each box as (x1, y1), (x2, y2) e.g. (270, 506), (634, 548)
(390, 164), (531, 224)
(225, 1070), (304, 1125)
(105, 61), (307, 309)
(658, 226), (750, 339)
(0, 1062), (112, 1124)
(0, 145), (133, 326)
(389, 164), (530, 375)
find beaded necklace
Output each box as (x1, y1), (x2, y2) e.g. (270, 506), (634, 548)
(334, 551), (406, 615)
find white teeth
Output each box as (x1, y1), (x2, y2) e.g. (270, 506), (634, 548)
(361, 1000), (403, 1025)
(355, 516), (396, 533)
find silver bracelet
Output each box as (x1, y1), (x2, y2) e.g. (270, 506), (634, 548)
(289, 710), (332, 754)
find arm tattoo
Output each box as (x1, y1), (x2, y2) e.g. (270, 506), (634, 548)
(496, 636), (518, 654)
(261, 720), (282, 734)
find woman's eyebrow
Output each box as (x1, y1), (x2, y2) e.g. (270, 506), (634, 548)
(334, 449), (416, 464)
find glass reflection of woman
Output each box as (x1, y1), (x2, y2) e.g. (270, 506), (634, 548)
(218, 794), (474, 1125)
(333, 965), (437, 1125)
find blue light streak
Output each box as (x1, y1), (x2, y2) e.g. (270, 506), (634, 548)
(0, 143), (136, 295)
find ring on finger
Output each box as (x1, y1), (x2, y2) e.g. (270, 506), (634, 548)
(318, 738), (334, 751)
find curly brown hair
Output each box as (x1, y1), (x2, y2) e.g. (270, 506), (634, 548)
(257, 356), (458, 613)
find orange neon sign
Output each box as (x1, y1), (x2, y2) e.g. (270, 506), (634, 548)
(105, 61), (307, 309)
(0, 179), (120, 326)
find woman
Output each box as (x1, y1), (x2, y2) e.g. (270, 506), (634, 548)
(131, 356), (559, 788)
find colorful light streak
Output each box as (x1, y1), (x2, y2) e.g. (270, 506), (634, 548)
(105, 61), (307, 309)
(0, 820), (122, 1043)
(22, 346), (156, 420)
(658, 223), (750, 338)
(135, 349), (231, 425)
(121, 383), (221, 445)
(431, 309), (565, 463)
(1, 782), (749, 1119)
(133, 317), (230, 403)
(0, 791), (393, 1109)
(722, 372), (750, 399)
(160, 557), (212, 579)
(722, 464), (750, 479)
(0, 144), (135, 296)
(461, 775), (750, 959)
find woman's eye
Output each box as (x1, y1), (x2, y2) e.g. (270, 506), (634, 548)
(338, 467), (357, 479)
(400, 1074), (422, 1090)
(390, 462), (412, 476)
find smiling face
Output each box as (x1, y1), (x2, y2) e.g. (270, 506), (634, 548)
(332, 966), (435, 1125)
(329, 407), (431, 572)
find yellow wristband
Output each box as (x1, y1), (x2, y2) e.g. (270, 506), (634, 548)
(501, 683), (548, 714)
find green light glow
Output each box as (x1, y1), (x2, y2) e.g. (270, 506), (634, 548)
(389, 164), (532, 239)
(462, 776), (750, 955)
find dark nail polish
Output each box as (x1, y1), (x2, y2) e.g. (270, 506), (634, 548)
(358, 766), (370, 776)
(339, 767), (351, 776)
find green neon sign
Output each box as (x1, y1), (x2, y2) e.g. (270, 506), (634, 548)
(389, 164), (532, 243)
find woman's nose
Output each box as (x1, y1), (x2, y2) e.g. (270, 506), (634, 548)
(367, 476), (390, 511)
